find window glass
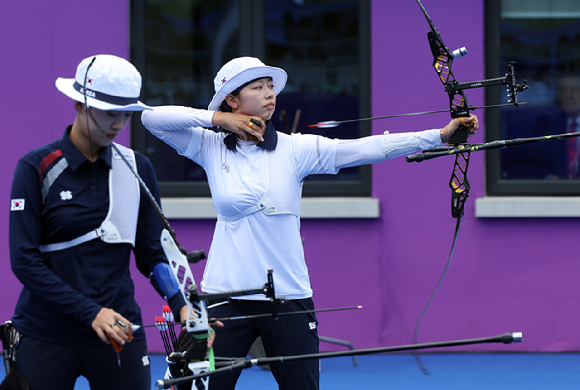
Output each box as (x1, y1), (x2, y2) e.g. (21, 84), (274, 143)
(136, 0), (240, 192)
(491, 0), (580, 192)
(132, 0), (370, 197)
(264, 0), (364, 183)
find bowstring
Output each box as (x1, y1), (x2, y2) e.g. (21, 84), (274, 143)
(82, 57), (98, 164)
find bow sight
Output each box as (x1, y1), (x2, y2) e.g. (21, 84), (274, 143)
(418, 0), (528, 145)
(445, 61), (528, 144)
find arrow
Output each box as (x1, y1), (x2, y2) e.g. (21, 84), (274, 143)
(137, 305), (363, 328)
(307, 103), (525, 128)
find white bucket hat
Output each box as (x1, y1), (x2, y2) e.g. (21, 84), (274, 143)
(208, 57), (287, 111)
(55, 54), (151, 111)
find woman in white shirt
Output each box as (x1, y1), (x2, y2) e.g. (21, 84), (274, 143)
(142, 56), (477, 390)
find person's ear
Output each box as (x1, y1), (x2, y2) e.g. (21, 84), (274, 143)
(225, 94), (239, 110)
(74, 101), (84, 113)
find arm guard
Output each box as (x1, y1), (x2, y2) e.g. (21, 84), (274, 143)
(150, 262), (180, 300)
(380, 131), (422, 159)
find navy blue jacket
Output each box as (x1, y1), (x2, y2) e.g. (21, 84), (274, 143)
(10, 126), (184, 346)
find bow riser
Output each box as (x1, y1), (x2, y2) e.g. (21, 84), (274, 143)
(161, 229), (209, 334)
(161, 229), (211, 389)
(449, 152), (471, 219)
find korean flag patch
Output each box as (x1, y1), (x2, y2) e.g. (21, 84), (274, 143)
(11, 199), (25, 211)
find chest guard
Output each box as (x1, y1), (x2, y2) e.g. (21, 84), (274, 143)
(39, 143), (140, 252)
(216, 133), (302, 222)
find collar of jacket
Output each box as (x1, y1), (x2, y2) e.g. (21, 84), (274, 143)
(63, 125), (113, 171)
(224, 121), (278, 151)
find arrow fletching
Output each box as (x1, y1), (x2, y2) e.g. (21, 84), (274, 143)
(308, 121), (340, 128)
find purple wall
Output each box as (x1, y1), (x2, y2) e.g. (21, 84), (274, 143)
(0, 0), (133, 340)
(2, 0), (579, 355)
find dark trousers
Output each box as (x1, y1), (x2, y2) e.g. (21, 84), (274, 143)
(209, 298), (320, 390)
(14, 334), (151, 390)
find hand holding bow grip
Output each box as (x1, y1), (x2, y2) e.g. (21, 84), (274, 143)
(447, 117), (474, 145)
(447, 124), (469, 145)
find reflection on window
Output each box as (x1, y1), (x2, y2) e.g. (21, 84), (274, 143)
(264, 0), (363, 182)
(140, 0), (240, 184)
(499, 0), (580, 181)
(132, 0), (369, 196)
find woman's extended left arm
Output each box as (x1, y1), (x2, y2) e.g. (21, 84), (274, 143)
(335, 115), (478, 169)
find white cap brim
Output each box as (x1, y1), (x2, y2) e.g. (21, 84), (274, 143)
(55, 77), (151, 111)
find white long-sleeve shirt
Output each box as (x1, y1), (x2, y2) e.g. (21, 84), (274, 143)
(142, 106), (442, 299)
